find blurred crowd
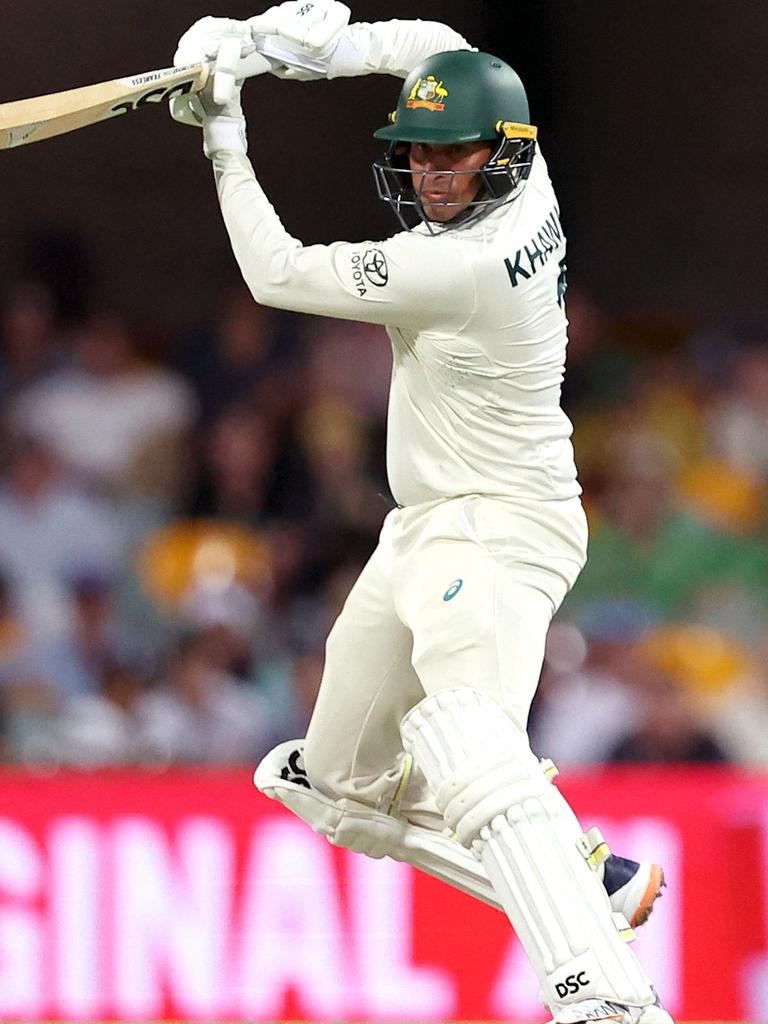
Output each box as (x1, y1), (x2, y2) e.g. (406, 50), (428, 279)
(0, 274), (767, 771)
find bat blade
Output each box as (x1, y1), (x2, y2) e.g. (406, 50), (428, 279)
(0, 64), (209, 150)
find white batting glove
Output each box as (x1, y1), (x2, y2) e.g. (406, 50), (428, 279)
(198, 41), (249, 158)
(172, 16), (275, 131)
(174, 16), (274, 88)
(248, 1), (350, 57)
(170, 33), (249, 157)
(249, 1), (370, 81)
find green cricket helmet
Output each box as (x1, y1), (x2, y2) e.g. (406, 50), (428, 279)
(372, 49), (537, 230)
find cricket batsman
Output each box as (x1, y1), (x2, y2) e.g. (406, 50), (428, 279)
(172, 5), (671, 1021)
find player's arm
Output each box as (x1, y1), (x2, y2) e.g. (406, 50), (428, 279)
(173, 3), (474, 96)
(209, 148), (475, 332)
(282, 18), (476, 80)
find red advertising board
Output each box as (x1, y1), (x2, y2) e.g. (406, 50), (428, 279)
(0, 767), (763, 1021)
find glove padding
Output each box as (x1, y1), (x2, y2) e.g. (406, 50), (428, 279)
(248, 0), (351, 59)
(173, 16), (275, 123)
(171, 34), (249, 157)
(173, 3), (364, 95)
(250, 1), (373, 81)
(174, 16), (274, 81)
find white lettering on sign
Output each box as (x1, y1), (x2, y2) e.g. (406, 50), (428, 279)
(50, 817), (102, 1018)
(0, 805), (686, 1021)
(348, 854), (456, 1019)
(0, 819), (45, 1017)
(611, 817), (682, 1015)
(490, 938), (542, 1021)
(235, 818), (347, 1018)
(111, 816), (233, 1018)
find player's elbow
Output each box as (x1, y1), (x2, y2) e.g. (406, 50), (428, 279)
(243, 276), (294, 310)
(239, 243), (303, 306)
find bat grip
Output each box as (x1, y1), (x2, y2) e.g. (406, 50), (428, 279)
(193, 62), (212, 94)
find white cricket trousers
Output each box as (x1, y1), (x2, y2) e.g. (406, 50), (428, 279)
(304, 493), (588, 819)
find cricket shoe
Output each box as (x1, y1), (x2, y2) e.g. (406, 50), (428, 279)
(547, 994), (674, 1023)
(601, 855), (666, 929)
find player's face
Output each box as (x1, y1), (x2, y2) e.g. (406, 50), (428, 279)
(408, 141), (494, 222)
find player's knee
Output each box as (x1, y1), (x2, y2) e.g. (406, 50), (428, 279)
(303, 730), (371, 803)
(400, 687), (551, 847)
(302, 732), (343, 799)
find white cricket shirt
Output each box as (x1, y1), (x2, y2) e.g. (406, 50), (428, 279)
(212, 146), (579, 506)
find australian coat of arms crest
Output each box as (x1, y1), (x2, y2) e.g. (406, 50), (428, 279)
(406, 76), (449, 112)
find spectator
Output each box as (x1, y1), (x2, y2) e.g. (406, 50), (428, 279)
(559, 288), (638, 417)
(172, 285), (290, 424)
(707, 337), (768, 481)
(0, 570), (27, 670)
(530, 608), (650, 767)
(287, 555), (369, 655)
(13, 311), (196, 505)
(55, 661), (158, 767)
(0, 280), (64, 404)
(565, 430), (768, 619)
(605, 661), (730, 764)
(29, 573), (145, 698)
(0, 569), (55, 763)
(305, 317), (392, 422)
(714, 661), (768, 768)
(0, 437), (125, 638)
(297, 395), (389, 536)
(139, 633), (274, 764)
(188, 403), (285, 522)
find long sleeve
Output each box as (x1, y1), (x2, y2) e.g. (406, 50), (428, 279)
(330, 20), (475, 80)
(211, 149), (476, 332)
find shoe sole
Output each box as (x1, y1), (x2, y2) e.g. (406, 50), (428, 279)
(630, 863), (666, 928)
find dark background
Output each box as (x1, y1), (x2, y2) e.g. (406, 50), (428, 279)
(1, 1), (766, 325)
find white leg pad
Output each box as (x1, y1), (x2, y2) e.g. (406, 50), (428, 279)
(255, 739), (502, 908)
(254, 742), (638, 925)
(400, 689), (655, 1012)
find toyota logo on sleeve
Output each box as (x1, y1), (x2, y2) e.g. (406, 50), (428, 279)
(362, 249), (389, 287)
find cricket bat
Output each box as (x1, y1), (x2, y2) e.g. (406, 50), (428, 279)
(0, 63), (209, 150)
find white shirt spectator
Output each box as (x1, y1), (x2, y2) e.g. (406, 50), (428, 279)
(139, 633), (273, 764)
(14, 366), (195, 484)
(139, 675), (271, 765)
(12, 312), (196, 494)
(0, 440), (125, 639)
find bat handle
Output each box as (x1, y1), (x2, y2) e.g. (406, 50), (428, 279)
(193, 44), (271, 103)
(192, 62), (212, 95)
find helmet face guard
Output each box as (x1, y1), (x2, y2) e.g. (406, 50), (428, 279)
(372, 51), (537, 232)
(372, 133), (537, 233)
